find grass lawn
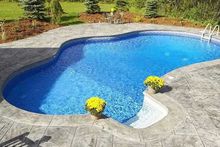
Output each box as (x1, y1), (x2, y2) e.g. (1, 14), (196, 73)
(0, 1), (114, 25)
(0, 1), (24, 21)
(60, 2), (114, 25)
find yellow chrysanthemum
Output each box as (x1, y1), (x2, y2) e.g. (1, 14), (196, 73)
(85, 97), (106, 115)
(144, 76), (165, 91)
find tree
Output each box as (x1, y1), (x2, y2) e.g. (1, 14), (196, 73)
(132, 0), (145, 9)
(21, 0), (46, 20)
(50, 0), (63, 24)
(84, 0), (100, 14)
(145, 0), (158, 18)
(115, 0), (129, 12)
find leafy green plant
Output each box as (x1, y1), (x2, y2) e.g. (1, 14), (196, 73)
(84, 0), (100, 14)
(115, 0), (129, 12)
(50, 0), (63, 24)
(21, 0), (46, 20)
(160, 0), (220, 25)
(145, 0), (158, 18)
(133, 0), (146, 9)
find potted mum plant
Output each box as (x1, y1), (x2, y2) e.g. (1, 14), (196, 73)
(85, 97), (106, 119)
(144, 76), (165, 94)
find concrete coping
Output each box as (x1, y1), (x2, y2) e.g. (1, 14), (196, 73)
(0, 23), (220, 142)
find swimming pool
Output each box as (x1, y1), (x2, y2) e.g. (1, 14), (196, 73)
(3, 31), (220, 124)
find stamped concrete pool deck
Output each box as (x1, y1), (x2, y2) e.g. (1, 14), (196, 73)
(0, 23), (220, 147)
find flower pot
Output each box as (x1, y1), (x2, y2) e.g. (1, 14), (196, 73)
(148, 86), (157, 94)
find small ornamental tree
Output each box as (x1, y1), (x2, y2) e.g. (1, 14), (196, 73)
(145, 0), (158, 18)
(50, 0), (63, 24)
(84, 0), (100, 14)
(21, 0), (46, 20)
(115, 0), (129, 12)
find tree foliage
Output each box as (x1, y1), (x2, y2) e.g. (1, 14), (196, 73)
(145, 0), (158, 18)
(50, 0), (63, 24)
(160, 0), (220, 24)
(115, 0), (129, 12)
(84, 0), (100, 14)
(128, 0), (220, 24)
(21, 0), (46, 20)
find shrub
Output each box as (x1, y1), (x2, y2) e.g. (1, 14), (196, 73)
(115, 0), (129, 12)
(21, 0), (46, 20)
(85, 97), (106, 116)
(144, 76), (164, 92)
(84, 0), (101, 14)
(50, 0), (63, 24)
(159, 0), (220, 24)
(145, 0), (158, 18)
(133, 0), (146, 9)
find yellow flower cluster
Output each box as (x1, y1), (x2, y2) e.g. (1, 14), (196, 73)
(85, 97), (106, 115)
(110, 7), (117, 13)
(144, 76), (165, 91)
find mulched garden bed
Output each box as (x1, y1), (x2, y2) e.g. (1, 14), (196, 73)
(0, 19), (59, 44)
(79, 12), (204, 28)
(0, 12), (204, 44)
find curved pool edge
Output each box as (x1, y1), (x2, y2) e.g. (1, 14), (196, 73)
(2, 30), (220, 96)
(0, 25), (220, 142)
(0, 30), (203, 124)
(1, 56), (219, 141)
(0, 79), (186, 141)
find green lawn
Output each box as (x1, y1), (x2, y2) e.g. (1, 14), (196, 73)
(0, 1), (24, 21)
(0, 1), (114, 25)
(60, 2), (114, 25)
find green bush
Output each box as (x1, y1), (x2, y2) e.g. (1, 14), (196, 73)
(132, 0), (145, 9)
(160, 0), (220, 25)
(115, 0), (129, 12)
(50, 0), (63, 24)
(84, 0), (100, 14)
(145, 0), (158, 18)
(21, 0), (46, 20)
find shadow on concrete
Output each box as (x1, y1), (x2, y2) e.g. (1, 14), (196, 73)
(0, 97), (3, 103)
(60, 15), (84, 26)
(0, 132), (51, 147)
(159, 85), (172, 93)
(100, 114), (109, 120)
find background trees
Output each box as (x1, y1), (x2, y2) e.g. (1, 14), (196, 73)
(84, 0), (100, 14)
(145, 0), (158, 18)
(115, 0), (129, 12)
(50, 0), (64, 24)
(21, 0), (46, 20)
(160, 0), (220, 24)
(2, 0), (220, 25)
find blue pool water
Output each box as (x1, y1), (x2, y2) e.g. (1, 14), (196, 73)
(3, 32), (220, 123)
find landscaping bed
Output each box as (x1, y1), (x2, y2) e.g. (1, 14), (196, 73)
(0, 12), (204, 44)
(0, 19), (59, 44)
(79, 12), (204, 28)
